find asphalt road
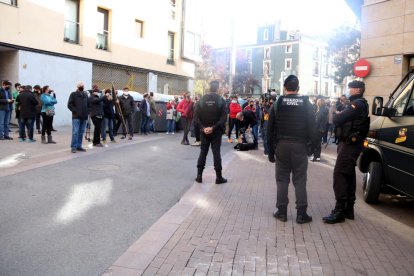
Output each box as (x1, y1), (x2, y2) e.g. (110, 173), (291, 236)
(0, 133), (233, 276)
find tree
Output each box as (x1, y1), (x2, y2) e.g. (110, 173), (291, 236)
(328, 24), (361, 85)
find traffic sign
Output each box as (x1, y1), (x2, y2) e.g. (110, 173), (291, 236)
(354, 58), (371, 78)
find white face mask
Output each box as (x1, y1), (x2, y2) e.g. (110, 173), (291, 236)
(123, 92), (129, 96)
(231, 100), (237, 103)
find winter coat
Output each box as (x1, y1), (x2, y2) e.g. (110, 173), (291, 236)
(166, 102), (176, 120)
(67, 90), (89, 120)
(103, 97), (115, 119)
(88, 92), (105, 117)
(118, 94), (135, 116)
(34, 92), (42, 114)
(229, 102), (242, 119)
(177, 98), (193, 119)
(16, 90), (38, 119)
(315, 106), (329, 132)
(150, 99), (156, 120)
(0, 88), (13, 111)
(40, 93), (58, 113)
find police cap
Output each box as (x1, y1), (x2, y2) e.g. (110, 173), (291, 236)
(348, 80), (365, 89)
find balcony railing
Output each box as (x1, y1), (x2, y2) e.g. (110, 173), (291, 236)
(96, 31), (109, 50)
(64, 20), (80, 44)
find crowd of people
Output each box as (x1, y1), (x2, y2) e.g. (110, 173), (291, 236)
(0, 81), (58, 143)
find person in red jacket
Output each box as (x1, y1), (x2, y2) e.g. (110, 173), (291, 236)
(227, 95), (242, 143)
(176, 91), (193, 145)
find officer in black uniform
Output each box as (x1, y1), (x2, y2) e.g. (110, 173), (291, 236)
(267, 75), (315, 224)
(194, 80), (228, 184)
(323, 80), (369, 224)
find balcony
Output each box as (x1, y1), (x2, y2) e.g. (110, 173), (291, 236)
(63, 20), (80, 44)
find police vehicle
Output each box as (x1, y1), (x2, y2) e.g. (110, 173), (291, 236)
(357, 69), (414, 203)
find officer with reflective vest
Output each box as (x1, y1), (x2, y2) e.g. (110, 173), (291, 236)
(267, 75), (315, 224)
(323, 80), (370, 224)
(194, 80), (228, 184)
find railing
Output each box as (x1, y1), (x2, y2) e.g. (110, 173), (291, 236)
(64, 20), (80, 44)
(167, 49), (174, 65)
(96, 30), (109, 50)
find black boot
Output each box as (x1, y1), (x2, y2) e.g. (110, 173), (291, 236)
(273, 206), (287, 222)
(195, 169), (203, 183)
(346, 198), (355, 220)
(323, 200), (346, 224)
(215, 171), (227, 184)
(296, 208), (312, 224)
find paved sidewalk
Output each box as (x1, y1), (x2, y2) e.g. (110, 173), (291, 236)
(104, 145), (414, 276)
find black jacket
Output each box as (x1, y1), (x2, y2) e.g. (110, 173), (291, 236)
(103, 97), (115, 119)
(118, 94), (135, 116)
(240, 110), (257, 128)
(0, 88), (13, 111)
(88, 92), (104, 117)
(16, 90), (38, 119)
(67, 90), (89, 120)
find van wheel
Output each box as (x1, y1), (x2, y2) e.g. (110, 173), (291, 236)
(363, 162), (382, 203)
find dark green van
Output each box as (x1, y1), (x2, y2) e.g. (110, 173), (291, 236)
(357, 70), (414, 203)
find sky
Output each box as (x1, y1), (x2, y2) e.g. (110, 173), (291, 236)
(200, 0), (358, 47)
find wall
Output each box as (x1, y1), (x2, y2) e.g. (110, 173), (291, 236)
(361, 0), (414, 101)
(0, 50), (19, 83)
(18, 50), (92, 126)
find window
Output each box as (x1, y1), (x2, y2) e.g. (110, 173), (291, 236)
(393, 80), (414, 116)
(313, 62), (319, 75)
(289, 34), (295, 40)
(0, 0), (17, 5)
(325, 63), (329, 77)
(167, 32), (175, 65)
(97, 8), (109, 50)
(263, 28), (269, 41)
(135, 19), (144, 38)
(264, 47), (270, 59)
(64, 0), (80, 43)
(184, 31), (201, 58)
(170, 0), (176, 20)
(325, 82), (329, 95)
(314, 81), (319, 94)
(285, 58), (292, 70)
(285, 44), (292, 53)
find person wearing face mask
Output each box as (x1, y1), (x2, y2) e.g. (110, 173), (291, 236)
(88, 84), (105, 147)
(227, 95), (242, 143)
(0, 80), (14, 140)
(67, 81), (90, 153)
(116, 87), (134, 140)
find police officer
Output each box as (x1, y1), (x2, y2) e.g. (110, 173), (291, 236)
(323, 80), (369, 224)
(267, 75), (315, 223)
(194, 80), (228, 184)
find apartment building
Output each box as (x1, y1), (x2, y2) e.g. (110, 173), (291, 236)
(0, 0), (201, 126)
(359, 0), (414, 100)
(213, 23), (338, 98)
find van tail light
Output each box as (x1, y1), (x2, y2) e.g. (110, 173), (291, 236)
(368, 130), (377, 139)
(363, 140), (369, 148)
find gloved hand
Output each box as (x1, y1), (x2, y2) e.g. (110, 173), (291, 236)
(268, 153), (275, 163)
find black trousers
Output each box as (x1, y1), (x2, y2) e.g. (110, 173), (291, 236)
(91, 116), (103, 145)
(311, 131), (323, 158)
(41, 112), (53, 136)
(181, 117), (192, 142)
(228, 118), (239, 139)
(35, 112), (41, 130)
(194, 122), (200, 142)
(333, 141), (363, 201)
(275, 140), (309, 210)
(115, 113), (134, 136)
(197, 129), (223, 172)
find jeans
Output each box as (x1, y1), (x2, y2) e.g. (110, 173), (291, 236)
(71, 119), (87, 149)
(167, 119), (175, 133)
(140, 115), (149, 134)
(0, 110), (11, 138)
(149, 118), (155, 132)
(19, 117), (35, 140)
(101, 117), (114, 141)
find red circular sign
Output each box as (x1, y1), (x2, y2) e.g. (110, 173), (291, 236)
(354, 58), (371, 78)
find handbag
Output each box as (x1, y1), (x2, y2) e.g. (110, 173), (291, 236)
(45, 108), (55, 116)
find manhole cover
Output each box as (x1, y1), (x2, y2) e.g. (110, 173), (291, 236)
(87, 164), (120, 171)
